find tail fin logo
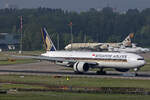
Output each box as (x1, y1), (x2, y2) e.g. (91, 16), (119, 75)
(41, 28), (56, 51)
(122, 33), (134, 47)
(129, 33), (134, 38)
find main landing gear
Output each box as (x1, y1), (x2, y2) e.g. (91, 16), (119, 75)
(134, 68), (139, 76)
(96, 68), (106, 75)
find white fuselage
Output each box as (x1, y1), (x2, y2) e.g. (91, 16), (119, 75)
(41, 51), (145, 69)
(65, 43), (122, 50)
(112, 47), (150, 53)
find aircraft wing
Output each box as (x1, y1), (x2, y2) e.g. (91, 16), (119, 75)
(11, 55), (98, 65)
(12, 55), (72, 62)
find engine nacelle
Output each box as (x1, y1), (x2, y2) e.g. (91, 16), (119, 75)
(115, 68), (129, 72)
(73, 62), (89, 73)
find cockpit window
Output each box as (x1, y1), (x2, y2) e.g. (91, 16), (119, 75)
(137, 58), (144, 60)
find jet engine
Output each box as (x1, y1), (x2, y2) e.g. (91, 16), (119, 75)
(73, 62), (89, 73)
(115, 68), (129, 72)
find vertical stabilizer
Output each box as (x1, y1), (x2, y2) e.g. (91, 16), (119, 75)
(122, 33), (134, 47)
(41, 28), (56, 51)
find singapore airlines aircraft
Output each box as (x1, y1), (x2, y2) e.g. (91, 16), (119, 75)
(65, 33), (134, 51)
(15, 28), (145, 75)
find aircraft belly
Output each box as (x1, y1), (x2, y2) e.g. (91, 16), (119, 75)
(97, 61), (134, 69)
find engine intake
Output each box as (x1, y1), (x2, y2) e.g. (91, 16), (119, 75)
(73, 62), (89, 73)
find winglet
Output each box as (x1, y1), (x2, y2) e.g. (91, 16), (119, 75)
(41, 28), (56, 51)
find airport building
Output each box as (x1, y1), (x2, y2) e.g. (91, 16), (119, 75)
(0, 33), (20, 51)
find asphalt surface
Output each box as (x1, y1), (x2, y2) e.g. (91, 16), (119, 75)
(0, 61), (150, 79)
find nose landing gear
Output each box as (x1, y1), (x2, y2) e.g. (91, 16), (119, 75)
(134, 68), (140, 76)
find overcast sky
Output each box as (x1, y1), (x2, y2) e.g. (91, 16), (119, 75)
(0, 0), (150, 12)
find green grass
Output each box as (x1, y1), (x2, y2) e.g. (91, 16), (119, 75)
(0, 59), (37, 65)
(0, 51), (41, 65)
(0, 75), (150, 100)
(0, 84), (46, 90)
(140, 64), (150, 72)
(0, 75), (150, 88)
(0, 92), (150, 100)
(145, 59), (150, 63)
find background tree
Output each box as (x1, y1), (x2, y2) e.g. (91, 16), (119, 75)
(0, 7), (150, 50)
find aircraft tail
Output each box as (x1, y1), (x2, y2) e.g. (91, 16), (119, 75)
(122, 33), (134, 47)
(41, 28), (56, 51)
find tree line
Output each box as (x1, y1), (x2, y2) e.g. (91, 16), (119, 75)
(0, 7), (150, 50)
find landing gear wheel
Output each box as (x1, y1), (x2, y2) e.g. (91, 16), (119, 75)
(135, 73), (138, 76)
(96, 70), (106, 75)
(74, 71), (83, 74)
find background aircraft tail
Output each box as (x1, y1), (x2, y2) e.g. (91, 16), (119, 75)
(122, 33), (134, 47)
(41, 28), (56, 51)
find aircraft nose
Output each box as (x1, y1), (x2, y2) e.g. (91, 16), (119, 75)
(141, 60), (146, 67)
